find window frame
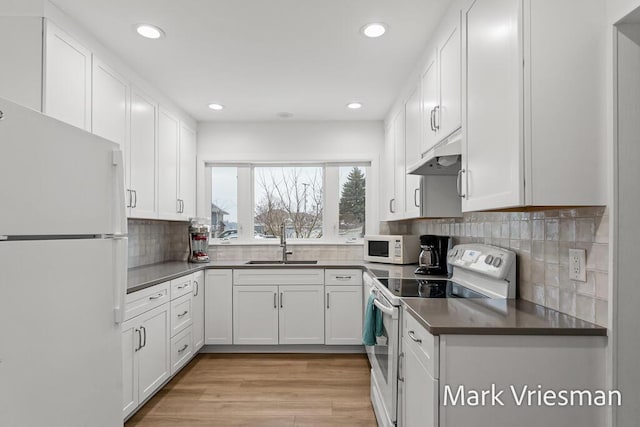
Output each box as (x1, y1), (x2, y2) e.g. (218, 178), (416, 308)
(205, 161), (371, 245)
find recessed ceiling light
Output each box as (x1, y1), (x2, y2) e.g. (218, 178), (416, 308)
(277, 112), (294, 118)
(361, 23), (387, 38)
(347, 102), (363, 110)
(135, 24), (165, 39)
(208, 103), (224, 111)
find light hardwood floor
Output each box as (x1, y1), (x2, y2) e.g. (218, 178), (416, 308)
(125, 353), (377, 426)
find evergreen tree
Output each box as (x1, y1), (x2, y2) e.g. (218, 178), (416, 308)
(339, 167), (366, 228)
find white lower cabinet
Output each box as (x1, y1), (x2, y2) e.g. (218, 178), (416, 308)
(191, 270), (205, 351)
(325, 285), (363, 345)
(232, 269), (329, 345)
(402, 338), (439, 427)
(170, 325), (193, 375)
(170, 293), (193, 337)
(279, 285), (325, 345)
(400, 309), (439, 427)
(204, 269), (233, 345)
(233, 285), (280, 345)
(122, 301), (170, 419)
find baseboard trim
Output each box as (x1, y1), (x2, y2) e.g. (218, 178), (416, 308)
(199, 344), (366, 354)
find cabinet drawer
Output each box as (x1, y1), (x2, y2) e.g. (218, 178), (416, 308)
(170, 293), (193, 337)
(403, 310), (439, 378)
(325, 269), (362, 286)
(170, 275), (193, 300)
(170, 325), (193, 375)
(125, 282), (170, 321)
(233, 269), (324, 285)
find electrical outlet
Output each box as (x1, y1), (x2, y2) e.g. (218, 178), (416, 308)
(569, 249), (587, 282)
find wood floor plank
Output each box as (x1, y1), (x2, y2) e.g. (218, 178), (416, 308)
(125, 353), (377, 427)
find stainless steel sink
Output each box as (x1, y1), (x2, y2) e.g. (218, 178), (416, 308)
(245, 260), (318, 265)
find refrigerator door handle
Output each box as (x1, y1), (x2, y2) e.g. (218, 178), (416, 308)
(112, 236), (128, 324)
(112, 150), (128, 235)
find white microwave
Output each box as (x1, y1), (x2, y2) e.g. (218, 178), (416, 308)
(363, 235), (420, 265)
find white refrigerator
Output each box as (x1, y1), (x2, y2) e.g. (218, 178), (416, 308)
(0, 97), (127, 427)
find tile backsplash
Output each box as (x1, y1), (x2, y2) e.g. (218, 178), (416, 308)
(382, 207), (609, 327)
(208, 244), (364, 262)
(128, 219), (190, 268)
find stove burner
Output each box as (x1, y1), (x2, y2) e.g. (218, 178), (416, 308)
(377, 278), (488, 299)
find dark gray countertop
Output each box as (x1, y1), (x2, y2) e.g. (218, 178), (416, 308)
(128, 260), (607, 336)
(402, 298), (607, 336)
(127, 260), (422, 293)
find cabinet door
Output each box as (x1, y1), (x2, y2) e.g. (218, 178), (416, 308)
(421, 52), (439, 154)
(279, 285), (325, 344)
(404, 87), (422, 218)
(129, 89), (158, 219)
(393, 109), (406, 219)
(463, 0), (523, 211)
(121, 318), (139, 419)
(325, 285), (363, 345)
(403, 342), (439, 427)
(233, 285), (279, 345)
(91, 58), (129, 149)
(205, 270), (233, 345)
(191, 271), (205, 351)
(438, 23), (461, 139)
(137, 303), (170, 402)
(179, 124), (197, 219)
(382, 123), (396, 221)
(44, 21), (91, 131)
(158, 109), (180, 219)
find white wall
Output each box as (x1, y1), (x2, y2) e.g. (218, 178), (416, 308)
(196, 120), (384, 233)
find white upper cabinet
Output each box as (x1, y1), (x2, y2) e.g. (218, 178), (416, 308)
(461, 0), (606, 211)
(382, 121), (397, 221)
(44, 21), (92, 131)
(179, 124), (197, 219)
(404, 87), (422, 218)
(92, 58), (129, 149)
(438, 23), (461, 141)
(419, 18), (461, 158)
(393, 109), (407, 219)
(420, 53), (440, 155)
(158, 109), (181, 220)
(462, 0), (522, 210)
(128, 89), (158, 218)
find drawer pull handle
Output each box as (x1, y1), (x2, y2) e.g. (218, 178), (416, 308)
(408, 330), (422, 343)
(177, 310), (188, 318)
(335, 276), (352, 280)
(149, 293), (164, 300)
(177, 284), (189, 290)
(177, 344), (188, 353)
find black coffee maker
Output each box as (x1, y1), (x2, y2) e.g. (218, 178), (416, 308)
(414, 234), (451, 275)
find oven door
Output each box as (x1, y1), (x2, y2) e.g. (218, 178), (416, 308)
(367, 288), (399, 426)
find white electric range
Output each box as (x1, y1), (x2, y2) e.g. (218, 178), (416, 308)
(363, 244), (517, 427)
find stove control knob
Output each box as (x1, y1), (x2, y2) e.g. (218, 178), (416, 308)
(492, 257), (502, 268)
(485, 255), (494, 265)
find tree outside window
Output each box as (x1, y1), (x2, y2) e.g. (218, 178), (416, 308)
(254, 166), (323, 239)
(339, 166), (366, 238)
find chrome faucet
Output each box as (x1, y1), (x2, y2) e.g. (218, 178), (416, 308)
(280, 222), (293, 262)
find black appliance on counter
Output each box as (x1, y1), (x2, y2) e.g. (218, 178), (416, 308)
(414, 234), (450, 275)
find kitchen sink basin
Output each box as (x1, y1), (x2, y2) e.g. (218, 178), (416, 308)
(245, 260), (318, 265)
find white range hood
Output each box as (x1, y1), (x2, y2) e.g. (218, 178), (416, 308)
(407, 128), (461, 175)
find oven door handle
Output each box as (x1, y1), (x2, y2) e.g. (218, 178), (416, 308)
(373, 298), (395, 316)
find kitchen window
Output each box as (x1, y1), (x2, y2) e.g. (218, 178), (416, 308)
(206, 162), (370, 244)
(210, 166), (238, 240)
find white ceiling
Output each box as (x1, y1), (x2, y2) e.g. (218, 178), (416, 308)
(51, 0), (450, 121)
